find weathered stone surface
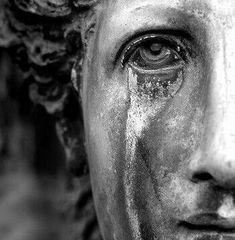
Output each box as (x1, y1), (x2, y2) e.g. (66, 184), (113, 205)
(72, 0), (98, 7)
(14, 0), (71, 17)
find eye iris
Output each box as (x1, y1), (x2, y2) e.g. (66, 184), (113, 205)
(150, 43), (162, 52)
(141, 43), (170, 62)
(130, 41), (181, 70)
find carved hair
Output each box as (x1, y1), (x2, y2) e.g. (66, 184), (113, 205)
(0, 0), (101, 239)
(0, 0), (100, 175)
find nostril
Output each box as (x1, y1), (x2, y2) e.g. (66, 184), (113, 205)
(192, 172), (214, 183)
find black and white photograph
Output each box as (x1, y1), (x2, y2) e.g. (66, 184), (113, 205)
(0, 1), (235, 240)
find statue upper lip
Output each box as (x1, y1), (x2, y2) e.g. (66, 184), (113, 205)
(179, 213), (235, 233)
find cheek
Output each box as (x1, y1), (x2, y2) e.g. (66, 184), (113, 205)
(85, 68), (132, 238)
(86, 70), (129, 176)
(86, 47), (208, 236)
(133, 61), (207, 212)
(130, 60), (206, 173)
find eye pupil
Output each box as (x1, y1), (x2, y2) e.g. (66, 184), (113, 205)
(150, 43), (162, 53)
(140, 43), (171, 64)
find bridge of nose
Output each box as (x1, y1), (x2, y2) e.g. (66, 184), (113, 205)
(192, 21), (235, 186)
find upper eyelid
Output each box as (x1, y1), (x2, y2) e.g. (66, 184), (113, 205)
(115, 29), (194, 67)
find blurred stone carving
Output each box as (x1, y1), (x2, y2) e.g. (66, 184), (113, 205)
(0, 0), (101, 239)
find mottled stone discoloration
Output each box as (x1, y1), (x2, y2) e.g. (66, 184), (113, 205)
(84, 0), (235, 240)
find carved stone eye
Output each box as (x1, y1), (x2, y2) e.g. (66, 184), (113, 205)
(126, 39), (186, 99)
(130, 42), (182, 70)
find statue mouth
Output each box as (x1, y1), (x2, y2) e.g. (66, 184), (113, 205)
(178, 213), (235, 234)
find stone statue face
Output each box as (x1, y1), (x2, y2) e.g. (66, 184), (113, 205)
(82, 0), (235, 239)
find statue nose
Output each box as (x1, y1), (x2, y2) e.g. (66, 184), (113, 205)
(189, 149), (235, 189)
(189, 28), (235, 188)
(194, 111), (235, 188)
(189, 89), (235, 188)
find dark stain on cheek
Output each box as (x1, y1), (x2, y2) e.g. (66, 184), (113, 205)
(139, 222), (155, 240)
(133, 67), (184, 100)
(136, 138), (151, 172)
(135, 137), (163, 201)
(131, 138), (157, 240)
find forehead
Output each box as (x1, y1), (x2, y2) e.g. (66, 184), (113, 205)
(106, 0), (235, 14)
(103, 0), (235, 27)
(97, 0), (235, 60)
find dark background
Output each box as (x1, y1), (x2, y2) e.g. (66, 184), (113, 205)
(0, 1), (101, 239)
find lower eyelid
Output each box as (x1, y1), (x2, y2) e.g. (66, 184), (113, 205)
(128, 62), (185, 74)
(127, 63), (184, 99)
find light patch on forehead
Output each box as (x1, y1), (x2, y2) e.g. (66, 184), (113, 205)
(208, 0), (235, 16)
(105, 0), (235, 39)
(109, 0), (235, 13)
(107, 0), (208, 23)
